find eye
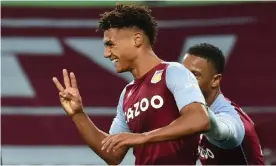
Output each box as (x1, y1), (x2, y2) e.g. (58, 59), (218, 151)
(104, 41), (114, 47)
(192, 72), (197, 77)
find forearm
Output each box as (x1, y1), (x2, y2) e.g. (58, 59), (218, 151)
(72, 112), (128, 165)
(145, 107), (210, 143)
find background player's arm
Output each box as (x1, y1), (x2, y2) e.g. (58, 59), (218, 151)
(145, 63), (211, 142)
(71, 89), (130, 165)
(204, 108), (245, 149)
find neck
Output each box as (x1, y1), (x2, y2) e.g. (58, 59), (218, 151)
(206, 88), (220, 107)
(131, 48), (162, 79)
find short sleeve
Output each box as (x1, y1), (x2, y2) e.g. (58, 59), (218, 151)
(109, 88), (131, 134)
(166, 62), (206, 111)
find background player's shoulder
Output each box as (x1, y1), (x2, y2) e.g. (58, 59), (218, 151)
(211, 94), (239, 114)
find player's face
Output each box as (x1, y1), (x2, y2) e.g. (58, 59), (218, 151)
(103, 28), (138, 73)
(182, 54), (220, 98)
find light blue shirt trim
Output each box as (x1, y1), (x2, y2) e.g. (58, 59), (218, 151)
(165, 62), (206, 111)
(205, 94), (245, 149)
(109, 87), (131, 134)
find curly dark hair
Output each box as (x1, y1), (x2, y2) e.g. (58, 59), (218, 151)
(187, 43), (225, 74)
(98, 3), (158, 46)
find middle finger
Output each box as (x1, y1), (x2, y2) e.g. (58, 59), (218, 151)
(102, 136), (115, 151)
(106, 137), (121, 153)
(63, 69), (71, 88)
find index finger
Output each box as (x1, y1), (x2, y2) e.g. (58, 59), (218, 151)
(102, 135), (115, 144)
(70, 72), (78, 89)
(113, 140), (127, 152)
(52, 77), (65, 92)
(106, 137), (122, 153)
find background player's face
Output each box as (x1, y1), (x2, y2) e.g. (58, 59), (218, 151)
(182, 54), (221, 99)
(103, 28), (139, 73)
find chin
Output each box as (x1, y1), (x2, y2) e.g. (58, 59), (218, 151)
(116, 68), (128, 73)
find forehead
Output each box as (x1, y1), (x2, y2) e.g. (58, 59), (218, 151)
(103, 28), (119, 42)
(103, 28), (134, 42)
(183, 54), (213, 72)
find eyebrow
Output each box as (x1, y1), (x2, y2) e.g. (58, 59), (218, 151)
(104, 40), (113, 46)
(191, 70), (202, 76)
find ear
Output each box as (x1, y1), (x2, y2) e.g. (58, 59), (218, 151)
(211, 74), (222, 88)
(133, 32), (143, 47)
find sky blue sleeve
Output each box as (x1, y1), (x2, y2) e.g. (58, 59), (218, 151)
(205, 107), (245, 149)
(166, 62), (206, 111)
(109, 88), (131, 134)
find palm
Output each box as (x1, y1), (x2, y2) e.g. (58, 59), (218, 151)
(52, 69), (83, 116)
(60, 88), (82, 114)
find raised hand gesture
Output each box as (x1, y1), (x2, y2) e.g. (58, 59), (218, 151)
(52, 69), (83, 116)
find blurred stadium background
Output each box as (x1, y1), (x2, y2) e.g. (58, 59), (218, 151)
(1, 0), (276, 165)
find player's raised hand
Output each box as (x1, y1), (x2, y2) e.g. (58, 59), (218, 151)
(52, 69), (83, 116)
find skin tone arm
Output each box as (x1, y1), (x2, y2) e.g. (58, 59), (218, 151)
(52, 69), (129, 165)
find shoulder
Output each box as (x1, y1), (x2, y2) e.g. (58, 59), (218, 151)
(126, 80), (135, 87)
(118, 81), (135, 102)
(164, 62), (197, 84)
(122, 81), (135, 92)
(165, 62), (188, 71)
(164, 62), (192, 78)
(211, 94), (239, 115)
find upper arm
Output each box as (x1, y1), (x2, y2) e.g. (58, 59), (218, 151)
(206, 110), (245, 149)
(166, 63), (210, 132)
(109, 88), (131, 134)
(166, 62), (206, 111)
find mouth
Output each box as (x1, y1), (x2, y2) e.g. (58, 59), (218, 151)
(111, 59), (119, 64)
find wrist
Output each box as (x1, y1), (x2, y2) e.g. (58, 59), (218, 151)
(143, 132), (153, 143)
(71, 111), (86, 121)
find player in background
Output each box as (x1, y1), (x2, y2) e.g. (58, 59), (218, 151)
(182, 43), (265, 165)
(51, 4), (229, 165)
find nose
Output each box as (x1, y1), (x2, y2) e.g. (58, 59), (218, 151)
(104, 47), (111, 58)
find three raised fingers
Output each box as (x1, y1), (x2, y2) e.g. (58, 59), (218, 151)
(53, 69), (78, 92)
